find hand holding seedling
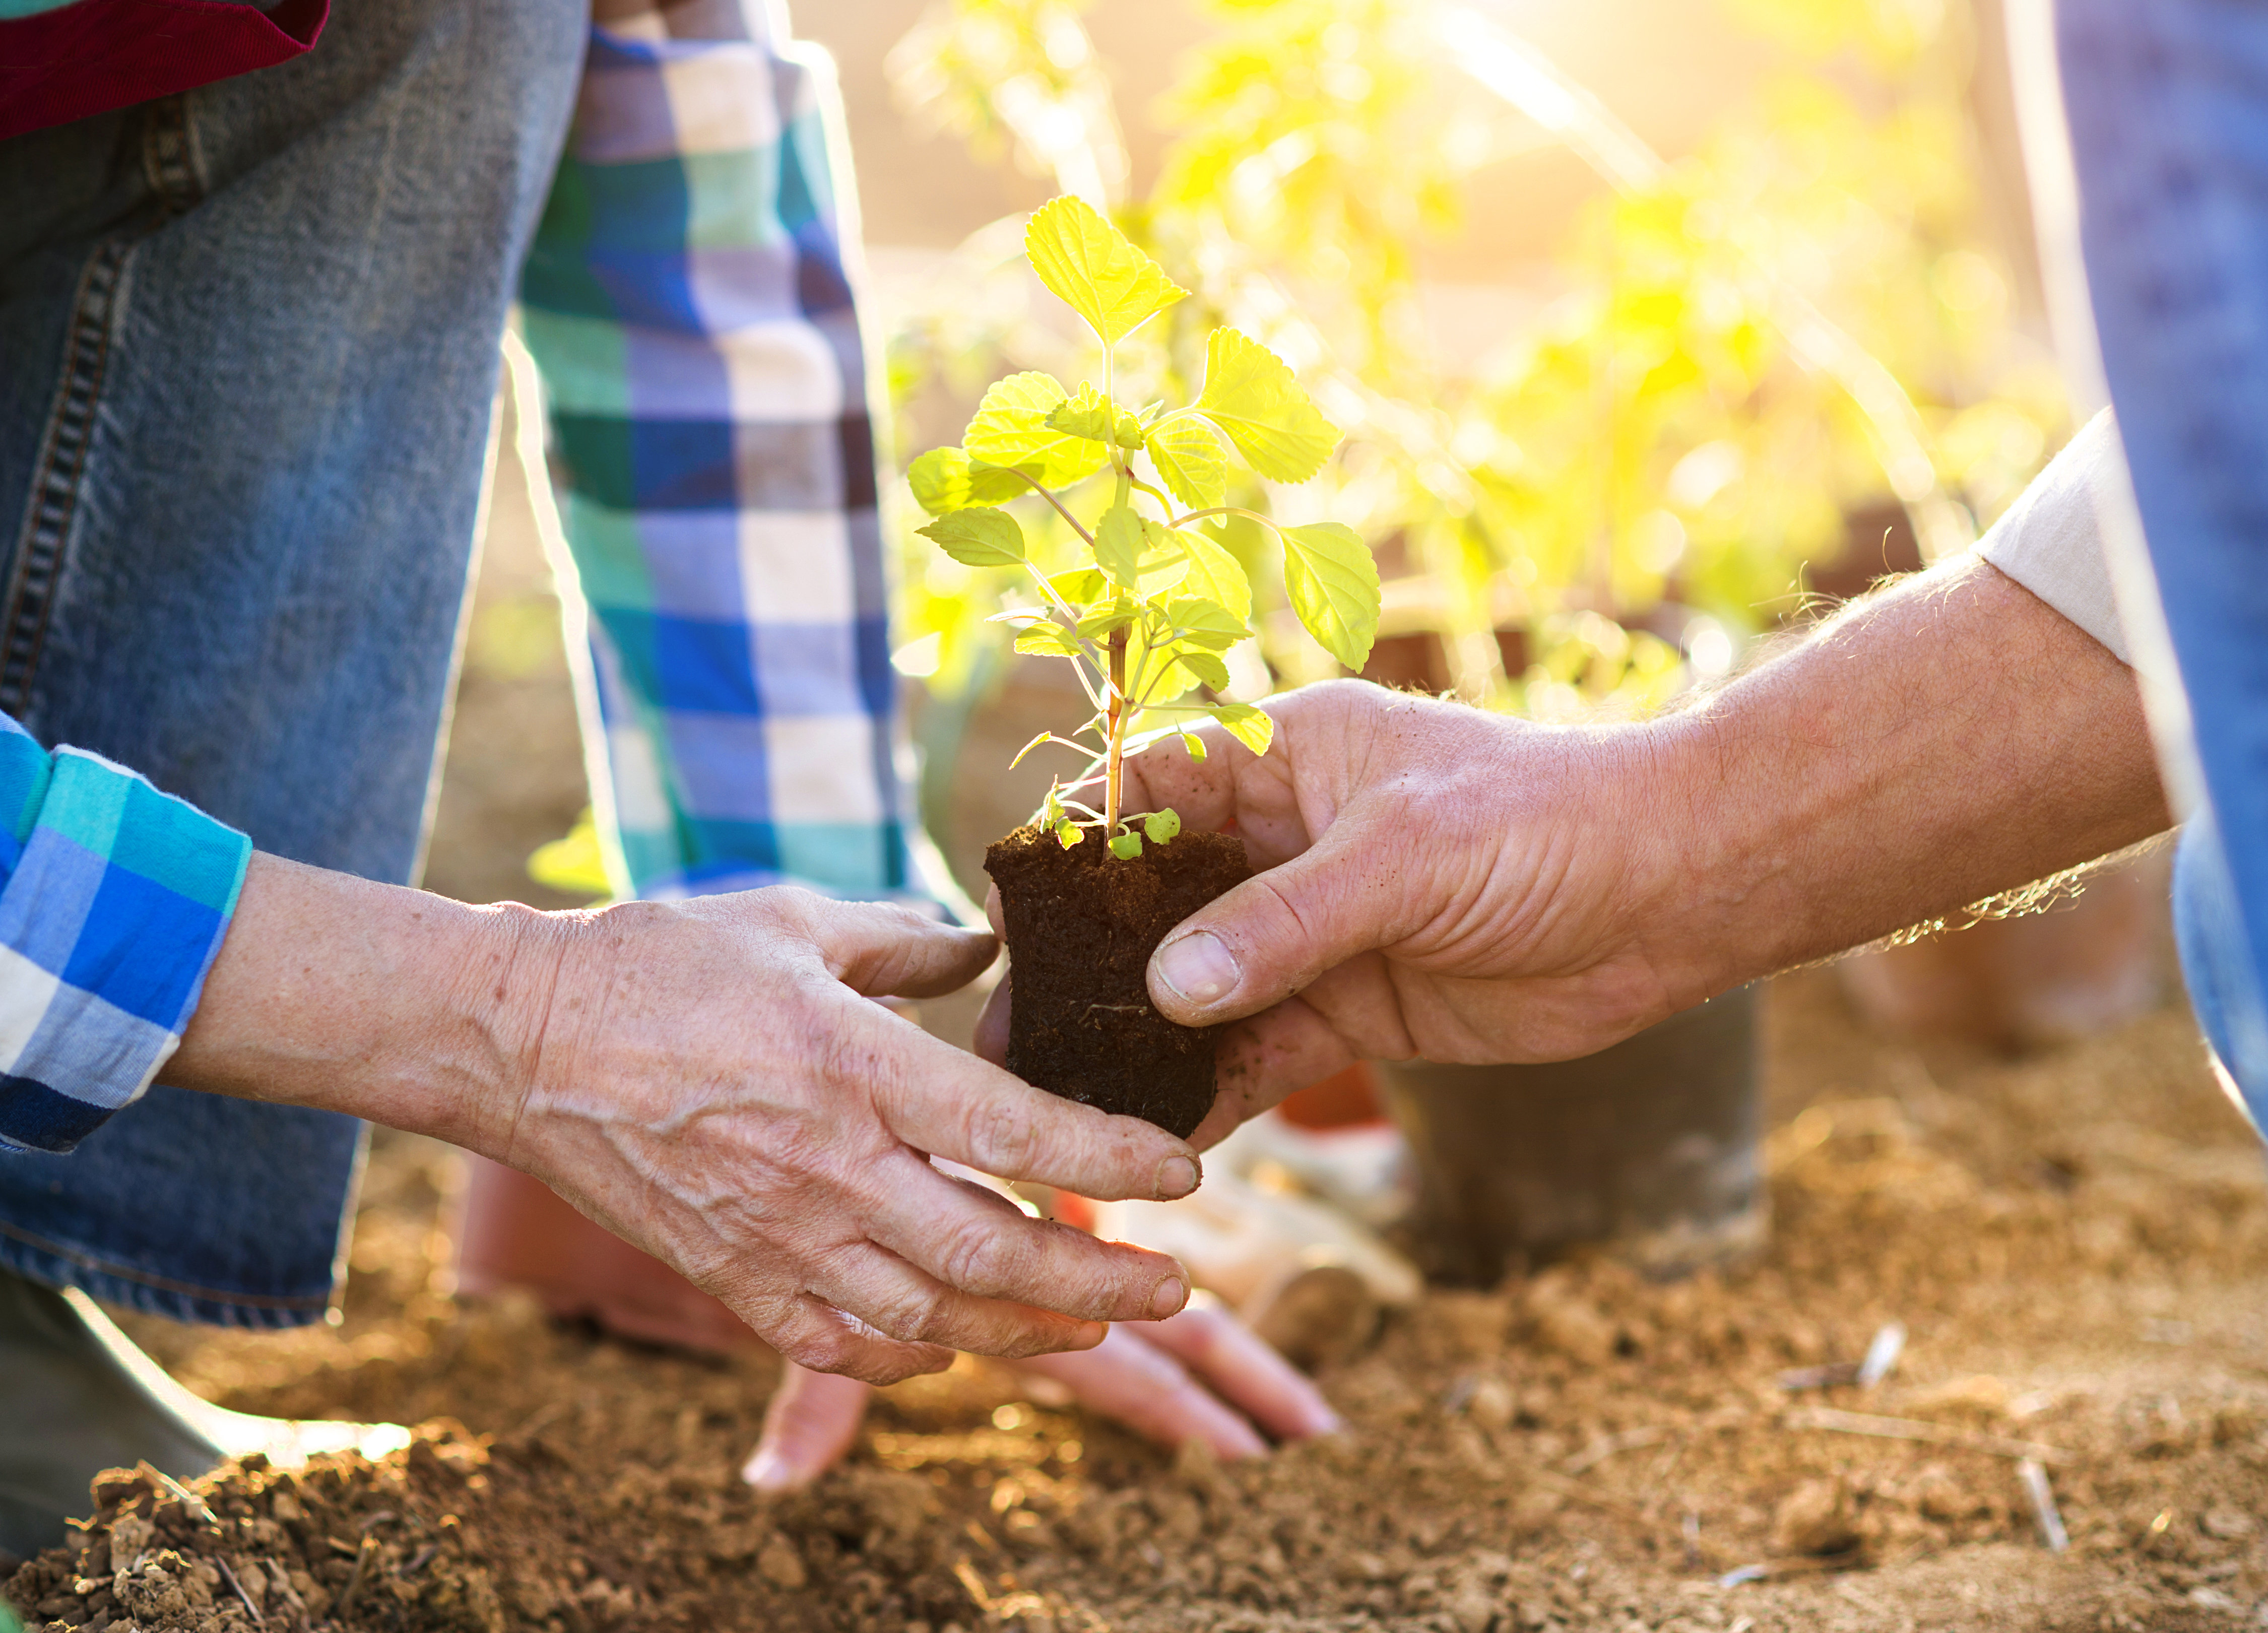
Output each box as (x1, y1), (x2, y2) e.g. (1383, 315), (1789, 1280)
(169, 868), (1208, 1384)
(909, 195), (1380, 852)
(973, 558), (2168, 1146)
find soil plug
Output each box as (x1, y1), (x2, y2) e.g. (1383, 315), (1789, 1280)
(910, 196), (1380, 1133)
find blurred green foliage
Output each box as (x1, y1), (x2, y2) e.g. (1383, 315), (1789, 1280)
(884, 0), (2065, 722)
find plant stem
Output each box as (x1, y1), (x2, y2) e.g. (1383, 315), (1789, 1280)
(1106, 625), (1128, 833)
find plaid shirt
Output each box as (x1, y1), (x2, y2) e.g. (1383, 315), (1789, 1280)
(0, 0), (913, 1152)
(520, 0), (913, 903)
(0, 714), (250, 1154)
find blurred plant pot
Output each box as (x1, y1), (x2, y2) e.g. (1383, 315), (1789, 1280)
(1835, 846), (2170, 1052)
(1377, 986), (1764, 1288)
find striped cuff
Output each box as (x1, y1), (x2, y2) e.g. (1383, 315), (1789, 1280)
(0, 744), (251, 1154)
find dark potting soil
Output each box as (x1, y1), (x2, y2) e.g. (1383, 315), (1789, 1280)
(984, 821), (1249, 1138)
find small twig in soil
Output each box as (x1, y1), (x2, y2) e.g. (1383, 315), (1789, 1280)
(1855, 1321), (1907, 1386)
(501, 1399), (569, 1445)
(357, 1510), (399, 1534)
(215, 1557), (264, 1626)
(1782, 1406), (2069, 1463)
(2017, 1459), (2069, 1552)
(1776, 1321), (1906, 1393)
(335, 1534), (380, 1619)
(325, 1537), (362, 1559)
(1563, 1426), (1669, 1475)
(1718, 1550), (1864, 1589)
(952, 1558), (995, 1615)
(404, 1542), (441, 1577)
(150, 1468), (218, 1529)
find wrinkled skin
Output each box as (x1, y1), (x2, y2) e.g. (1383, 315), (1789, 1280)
(176, 868), (1203, 1386)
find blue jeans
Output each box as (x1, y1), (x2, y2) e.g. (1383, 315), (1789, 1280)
(0, 0), (582, 1324)
(2060, 0), (2268, 1131)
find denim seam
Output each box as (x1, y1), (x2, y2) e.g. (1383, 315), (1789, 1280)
(0, 1213), (332, 1314)
(0, 97), (207, 719)
(0, 239), (126, 717)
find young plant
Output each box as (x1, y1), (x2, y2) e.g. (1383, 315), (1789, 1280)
(908, 196), (1382, 857)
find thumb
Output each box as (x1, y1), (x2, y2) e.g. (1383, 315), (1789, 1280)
(743, 1362), (873, 1491)
(816, 899), (999, 999)
(1147, 819), (1393, 1025)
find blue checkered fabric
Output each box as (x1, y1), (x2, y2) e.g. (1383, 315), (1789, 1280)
(519, 0), (914, 903)
(0, 713), (251, 1155)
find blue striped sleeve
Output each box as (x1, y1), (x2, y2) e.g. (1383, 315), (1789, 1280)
(0, 716), (251, 1155)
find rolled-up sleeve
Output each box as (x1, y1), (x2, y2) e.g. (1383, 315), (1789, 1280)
(0, 716), (251, 1155)
(1973, 410), (2131, 664)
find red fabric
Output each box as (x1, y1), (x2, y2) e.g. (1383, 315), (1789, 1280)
(0, 0), (326, 143)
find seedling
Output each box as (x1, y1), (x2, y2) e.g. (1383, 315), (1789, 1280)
(909, 196), (1381, 855)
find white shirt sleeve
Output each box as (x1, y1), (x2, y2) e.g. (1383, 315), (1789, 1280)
(1972, 409), (2130, 664)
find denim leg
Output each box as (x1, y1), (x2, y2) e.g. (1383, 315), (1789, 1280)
(2058, 0), (2268, 1129)
(0, 0), (584, 1326)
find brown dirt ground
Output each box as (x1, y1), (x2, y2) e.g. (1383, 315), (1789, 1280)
(10, 413), (2268, 1633)
(7, 971), (2264, 1633)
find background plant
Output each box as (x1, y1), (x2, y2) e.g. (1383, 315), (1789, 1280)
(910, 195), (1380, 854)
(884, 0), (2065, 728)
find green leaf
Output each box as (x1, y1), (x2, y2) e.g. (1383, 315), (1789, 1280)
(1045, 382), (1120, 444)
(1114, 411), (1148, 450)
(918, 507), (1027, 568)
(1144, 808), (1182, 844)
(1094, 503), (1152, 590)
(1042, 785), (1065, 824)
(908, 446), (1025, 514)
(1196, 328), (1340, 483)
(1166, 595), (1249, 651)
(1280, 521), (1382, 671)
(1207, 702), (1275, 756)
(1146, 419), (1229, 511)
(1109, 830), (1144, 860)
(1024, 195), (1189, 345)
(1010, 731), (1053, 768)
(1056, 819), (1085, 849)
(1167, 648), (1232, 693)
(965, 373), (1111, 489)
(1013, 621), (1082, 659)
(1169, 526), (1251, 619)
(1180, 730), (1208, 761)
(1048, 565), (1108, 604)
(1077, 598), (1139, 641)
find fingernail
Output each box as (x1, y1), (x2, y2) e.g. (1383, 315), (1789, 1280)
(742, 1448), (799, 1492)
(1156, 1153), (1200, 1200)
(1154, 932), (1240, 1007)
(1150, 1275), (1188, 1319)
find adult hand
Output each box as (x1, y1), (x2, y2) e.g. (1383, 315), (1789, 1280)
(172, 869), (1203, 1385)
(979, 679), (1671, 1144)
(743, 1300), (1341, 1491)
(977, 560), (2169, 1145)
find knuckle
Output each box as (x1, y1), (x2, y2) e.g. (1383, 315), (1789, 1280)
(933, 1215), (1015, 1297)
(780, 1321), (857, 1376)
(967, 1091), (1041, 1175)
(862, 1279), (947, 1345)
